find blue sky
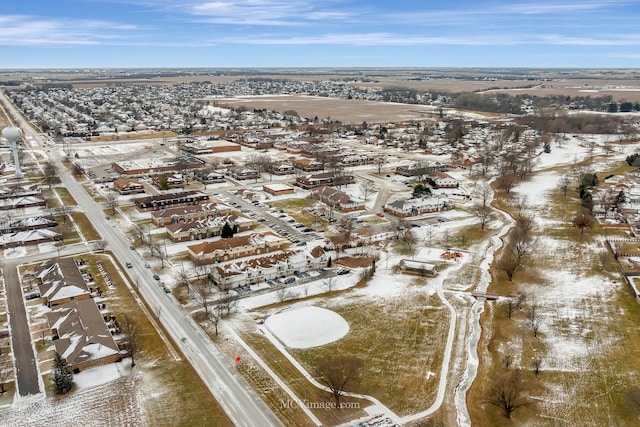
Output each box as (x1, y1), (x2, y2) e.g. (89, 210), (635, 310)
(0, 0), (638, 68)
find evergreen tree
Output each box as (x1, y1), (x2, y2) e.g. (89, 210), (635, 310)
(220, 222), (234, 238)
(52, 352), (74, 394)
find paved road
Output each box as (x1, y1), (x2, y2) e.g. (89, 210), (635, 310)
(3, 264), (40, 396)
(10, 131), (281, 426)
(1, 243), (100, 397)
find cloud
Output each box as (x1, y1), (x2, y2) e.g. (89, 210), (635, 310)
(188, 0), (356, 26)
(218, 31), (640, 47)
(0, 14), (145, 46)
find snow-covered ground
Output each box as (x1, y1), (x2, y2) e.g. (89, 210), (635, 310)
(265, 306), (349, 348)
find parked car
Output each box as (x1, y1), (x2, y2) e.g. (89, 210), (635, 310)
(153, 274), (160, 281)
(145, 263), (151, 268)
(337, 269), (350, 275)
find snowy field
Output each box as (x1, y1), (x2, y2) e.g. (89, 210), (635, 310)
(265, 306), (349, 348)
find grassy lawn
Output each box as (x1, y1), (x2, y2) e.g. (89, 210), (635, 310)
(467, 163), (640, 425)
(291, 291), (449, 417)
(71, 212), (101, 241)
(55, 187), (77, 206)
(241, 287), (450, 419)
(236, 323), (369, 427)
(269, 197), (313, 211)
(79, 254), (233, 426)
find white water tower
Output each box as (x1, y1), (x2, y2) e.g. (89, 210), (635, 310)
(2, 126), (23, 178)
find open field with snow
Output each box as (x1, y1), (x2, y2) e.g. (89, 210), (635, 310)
(216, 95), (440, 124)
(466, 139), (640, 425)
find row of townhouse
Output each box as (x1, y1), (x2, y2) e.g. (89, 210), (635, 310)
(186, 232), (289, 265)
(0, 215), (57, 233)
(34, 258), (121, 372)
(150, 201), (233, 227)
(0, 228), (61, 249)
(0, 195), (46, 210)
(166, 214), (255, 243)
(134, 190), (210, 212)
(210, 246), (328, 290)
(0, 184), (41, 200)
(384, 196), (456, 218)
(295, 172), (355, 190)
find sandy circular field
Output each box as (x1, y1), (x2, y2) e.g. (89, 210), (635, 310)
(265, 306), (349, 349)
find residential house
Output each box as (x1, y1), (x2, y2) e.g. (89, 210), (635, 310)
(150, 202), (232, 227)
(166, 214), (255, 243)
(46, 299), (120, 372)
(0, 195), (46, 210)
(311, 186), (365, 212)
(152, 173), (185, 190)
(396, 162), (447, 177)
(431, 171), (458, 188)
(186, 232), (289, 265)
(210, 246), (327, 290)
(384, 196), (455, 218)
(292, 158), (323, 172)
(263, 183), (295, 197)
(295, 172), (354, 190)
(35, 258), (91, 306)
(228, 167), (259, 181)
(0, 185), (41, 200)
(113, 178), (145, 195)
(0, 215), (57, 233)
(134, 191), (209, 212)
(0, 228), (61, 249)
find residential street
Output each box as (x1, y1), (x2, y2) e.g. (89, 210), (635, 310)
(3, 263), (40, 397)
(0, 91), (282, 426)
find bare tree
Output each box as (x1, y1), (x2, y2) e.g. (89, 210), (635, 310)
(276, 287), (297, 303)
(323, 276), (336, 293)
(505, 295), (518, 319)
(485, 369), (530, 419)
(176, 266), (193, 295)
(572, 210), (594, 236)
(95, 240), (108, 253)
(207, 305), (222, 337)
(43, 161), (60, 188)
(56, 205), (73, 224)
(526, 300), (542, 338)
(502, 354), (513, 369)
(359, 179), (376, 201)
(473, 202), (492, 231)
(531, 355), (543, 379)
(194, 281), (211, 314)
(104, 191), (119, 215)
(496, 246), (523, 281)
(315, 354), (363, 406)
(150, 241), (169, 268)
(399, 226), (418, 256)
(121, 314), (139, 368)
(130, 224), (147, 245)
(558, 174), (572, 198)
(219, 294), (238, 317)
